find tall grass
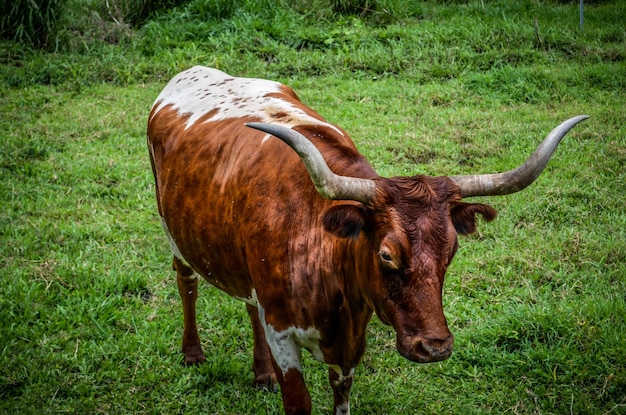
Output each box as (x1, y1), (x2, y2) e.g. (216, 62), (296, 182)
(1, 1), (625, 414)
(0, 0), (66, 47)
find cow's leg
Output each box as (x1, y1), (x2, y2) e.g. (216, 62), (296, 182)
(329, 367), (354, 415)
(272, 363), (312, 415)
(173, 257), (206, 365)
(258, 310), (312, 414)
(245, 303), (277, 390)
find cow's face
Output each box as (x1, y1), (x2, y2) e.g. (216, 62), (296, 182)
(322, 176), (496, 363)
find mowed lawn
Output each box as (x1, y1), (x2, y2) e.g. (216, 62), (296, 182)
(1, 1), (625, 414)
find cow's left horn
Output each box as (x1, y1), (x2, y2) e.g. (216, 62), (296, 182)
(246, 122), (376, 203)
(451, 115), (589, 198)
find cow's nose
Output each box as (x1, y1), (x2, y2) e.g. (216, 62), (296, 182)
(397, 333), (454, 363)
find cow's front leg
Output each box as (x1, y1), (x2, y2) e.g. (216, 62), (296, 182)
(272, 359), (312, 415)
(245, 303), (277, 390)
(260, 315), (312, 414)
(173, 257), (206, 365)
(329, 367), (354, 415)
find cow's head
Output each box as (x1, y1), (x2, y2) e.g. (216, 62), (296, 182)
(321, 175), (495, 362)
(246, 116), (588, 363)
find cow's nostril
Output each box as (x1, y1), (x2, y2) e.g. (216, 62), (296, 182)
(413, 340), (431, 361)
(398, 334), (454, 363)
(421, 334), (454, 361)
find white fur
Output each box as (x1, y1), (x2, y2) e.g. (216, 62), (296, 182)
(330, 366), (355, 415)
(159, 216), (184, 261)
(251, 290), (324, 375)
(335, 402), (350, 415)
(151, 66), (343, 135)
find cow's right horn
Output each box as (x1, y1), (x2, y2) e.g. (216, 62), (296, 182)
(246, 122), (376, 204)
(451, 115), (589, 198)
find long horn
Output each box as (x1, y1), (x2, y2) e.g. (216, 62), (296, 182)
(246, 122), (376, 204)
(451, 115), (589, 198)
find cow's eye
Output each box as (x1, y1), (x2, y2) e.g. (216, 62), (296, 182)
(378, 236), (403, 271)
(378, 250), (399, 270)
(379, 251), (392, 262)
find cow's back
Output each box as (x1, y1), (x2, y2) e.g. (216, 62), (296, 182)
(147, 67), (370, 299)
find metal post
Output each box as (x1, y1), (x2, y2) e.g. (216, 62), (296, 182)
(580, 0), (584, 29)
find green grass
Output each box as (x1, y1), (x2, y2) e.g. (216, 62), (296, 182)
(1, 1), (625, 414)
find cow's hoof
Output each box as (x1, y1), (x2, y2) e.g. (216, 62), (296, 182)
(253, 374), (278, 393)
(182, 349), (206, 366)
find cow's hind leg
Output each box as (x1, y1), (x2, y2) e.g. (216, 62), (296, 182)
(173, 257), (206, 365)
(245, 303), (277, 391)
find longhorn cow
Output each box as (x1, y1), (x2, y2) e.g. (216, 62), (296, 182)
(147, 66), (588, 415)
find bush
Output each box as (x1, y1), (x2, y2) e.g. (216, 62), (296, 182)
(96, 0), (189, 28)
(0, 0), (65, 47)
(290, 0), (423, 23)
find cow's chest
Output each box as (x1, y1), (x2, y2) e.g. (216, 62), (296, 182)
(249, 290), (326, 374)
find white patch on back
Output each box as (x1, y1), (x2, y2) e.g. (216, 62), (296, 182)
(151, 66), (343, 135)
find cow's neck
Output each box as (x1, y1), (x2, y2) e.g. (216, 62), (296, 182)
(310, 234), (373, 369)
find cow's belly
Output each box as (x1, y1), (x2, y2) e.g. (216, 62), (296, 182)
(159, 199), (256, 299)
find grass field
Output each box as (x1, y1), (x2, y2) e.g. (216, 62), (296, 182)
(1, 1), (625, 414)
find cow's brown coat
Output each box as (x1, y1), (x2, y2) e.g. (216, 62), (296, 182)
(148, 67), (496, 414)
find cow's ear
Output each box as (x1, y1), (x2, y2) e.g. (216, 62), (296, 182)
(451, 202), (497, 235)
(322, 205), (367, 238)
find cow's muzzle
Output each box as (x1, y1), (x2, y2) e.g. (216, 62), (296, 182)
(397, 333), (454, 363)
